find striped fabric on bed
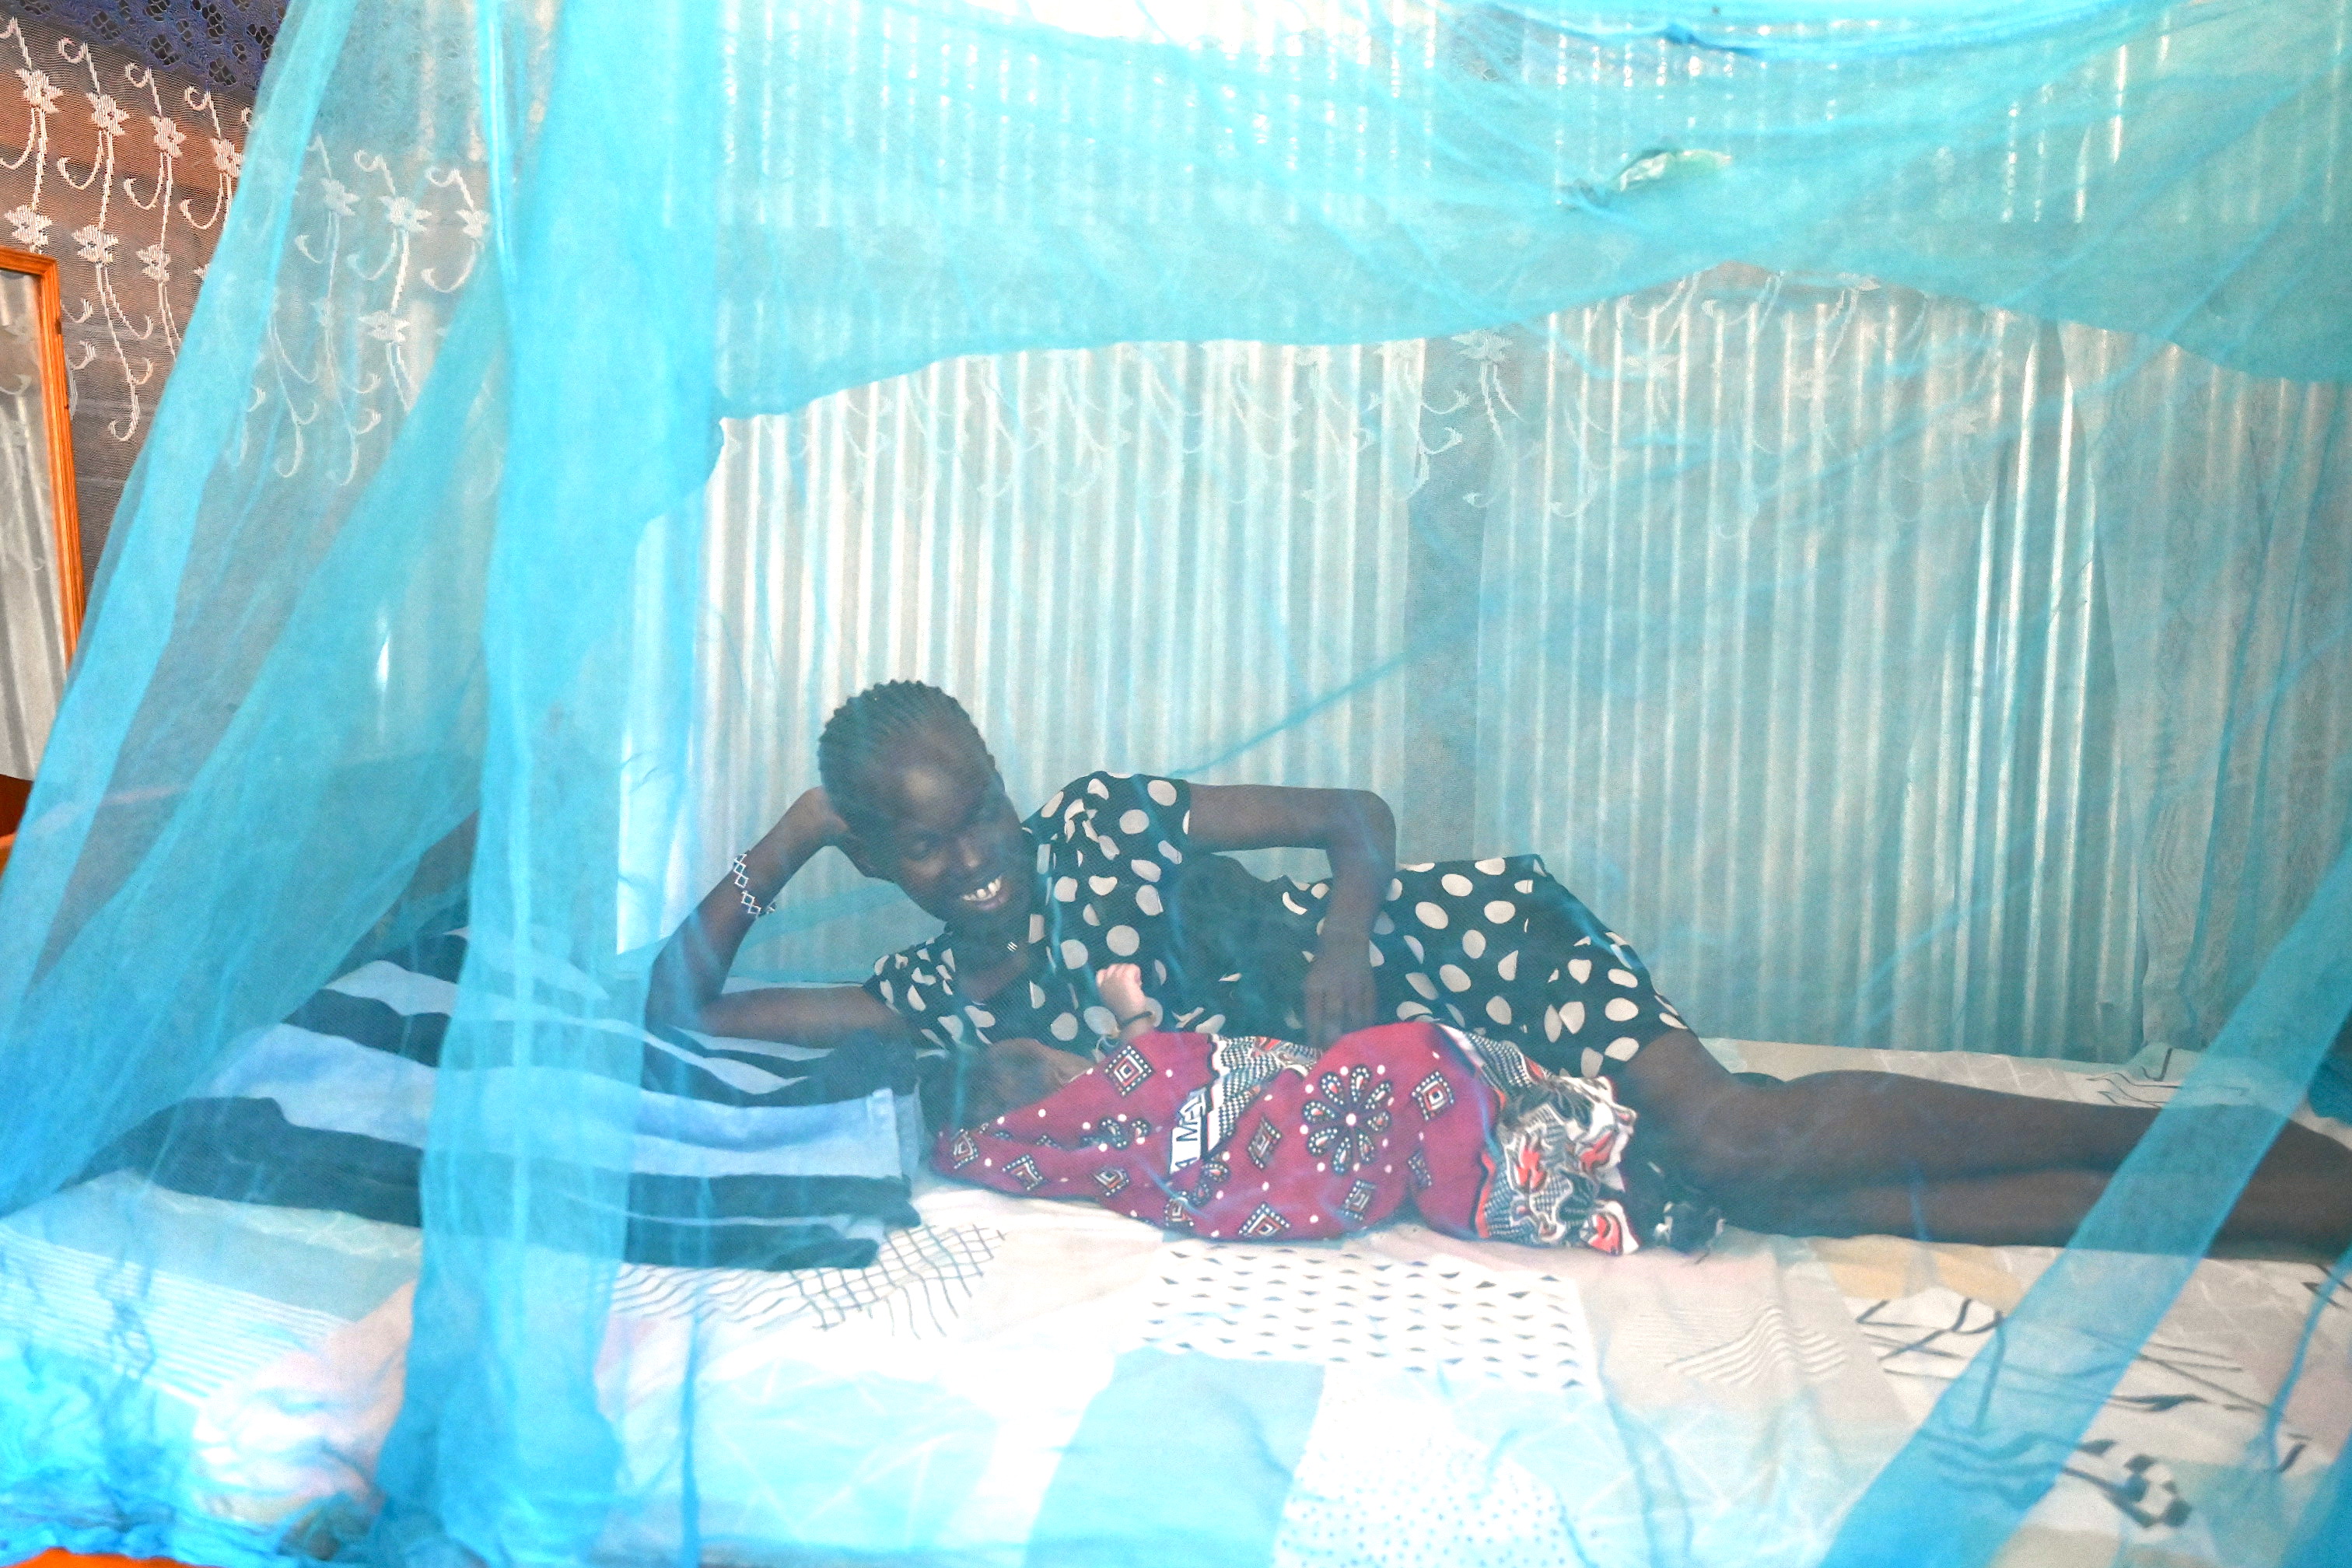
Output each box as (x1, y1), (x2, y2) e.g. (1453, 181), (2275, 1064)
(79, 934), (922, 1270)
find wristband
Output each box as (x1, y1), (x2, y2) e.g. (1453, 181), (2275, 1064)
(728, 852), (779, 919)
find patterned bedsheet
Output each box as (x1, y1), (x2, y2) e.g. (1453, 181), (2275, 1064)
(1, 1041), (2342, 1566)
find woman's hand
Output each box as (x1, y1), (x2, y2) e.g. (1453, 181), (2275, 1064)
(966, 1036), (1093, 1124)
(1304, 942), (1378, 1052)
(646, 783), (868, 1040)
(1186, 782), (1395, 1052)
(778, 786), (851, 856)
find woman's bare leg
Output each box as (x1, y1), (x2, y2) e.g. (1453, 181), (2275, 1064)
(1616, 1031), (2352, 1249)
(1724, 1167), (2352, 1255)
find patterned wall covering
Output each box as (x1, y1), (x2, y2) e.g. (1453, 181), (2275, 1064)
(9, 0), (280, 96)
(0, 6), (251, 579)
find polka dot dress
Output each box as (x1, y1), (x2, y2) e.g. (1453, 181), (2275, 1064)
(1370, 854), (1690, 1080)
(865, 772), (1689, 1080)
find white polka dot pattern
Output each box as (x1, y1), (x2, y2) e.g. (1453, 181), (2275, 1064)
(863, 772), (1684, 1079)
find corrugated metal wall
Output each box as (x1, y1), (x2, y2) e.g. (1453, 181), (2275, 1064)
(598, 2), (2352, 1055)
(639, 263), (2349, 1062)
(625, 338), (1430, 973)
(1471, 275), (2139, 1056)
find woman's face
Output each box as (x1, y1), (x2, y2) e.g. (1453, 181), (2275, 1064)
(859, 737), (1035, 947)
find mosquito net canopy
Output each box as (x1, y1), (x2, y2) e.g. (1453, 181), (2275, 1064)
(0, 1), (2347, 1565)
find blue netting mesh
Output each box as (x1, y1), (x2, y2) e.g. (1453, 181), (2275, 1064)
(2, 2), (2349, 1564)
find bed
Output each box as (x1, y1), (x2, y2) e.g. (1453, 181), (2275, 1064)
(2, 956), (2343, 1568)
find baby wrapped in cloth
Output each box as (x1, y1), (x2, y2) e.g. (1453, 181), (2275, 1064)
(936, 977), (1695, 1252)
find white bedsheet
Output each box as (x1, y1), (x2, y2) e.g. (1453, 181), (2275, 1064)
(2, 1041), (2343, 1567)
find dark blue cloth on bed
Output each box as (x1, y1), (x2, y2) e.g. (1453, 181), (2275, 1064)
(78, 933), (922, 1271)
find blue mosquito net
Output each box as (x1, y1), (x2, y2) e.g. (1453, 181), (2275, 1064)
(2, 0), (2349, 1564)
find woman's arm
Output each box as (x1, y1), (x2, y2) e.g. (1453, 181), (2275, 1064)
(1186, 783), (1396, 1050)
(645, 787), (912, 1046)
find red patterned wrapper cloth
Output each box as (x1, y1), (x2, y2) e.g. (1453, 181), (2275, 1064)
(935, 1020), (1642, 1252)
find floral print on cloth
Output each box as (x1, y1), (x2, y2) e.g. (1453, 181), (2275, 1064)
(936, 1020), (1643, 1254)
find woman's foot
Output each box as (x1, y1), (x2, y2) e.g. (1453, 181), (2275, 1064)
(1616, 1154), (1724, 1255)
(1096, 964), (1157, 1038)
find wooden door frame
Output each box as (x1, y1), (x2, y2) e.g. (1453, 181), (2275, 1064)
(0, 244), (81, 879)
(0, 243), (84, 662)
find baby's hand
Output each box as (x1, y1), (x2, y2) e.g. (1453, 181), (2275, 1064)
(1095, 964), (1157, 1036)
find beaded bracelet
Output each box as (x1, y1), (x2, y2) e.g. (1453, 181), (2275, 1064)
(728, 852), (779, 919)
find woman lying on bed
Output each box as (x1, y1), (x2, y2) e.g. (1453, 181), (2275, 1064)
(647, 681), (2352, 1256)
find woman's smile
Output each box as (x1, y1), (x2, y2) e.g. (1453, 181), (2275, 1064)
(959, 873), (1013, 914)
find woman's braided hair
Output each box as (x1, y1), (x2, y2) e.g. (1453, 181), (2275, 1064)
(817, 681), (996, 838)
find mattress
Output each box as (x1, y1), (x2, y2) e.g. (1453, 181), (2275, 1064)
(1, 1041), (2343, 1568)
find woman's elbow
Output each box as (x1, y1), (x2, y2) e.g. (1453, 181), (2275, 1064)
(642, 975), (701, 1035)
(1342, 789), (1395, 852)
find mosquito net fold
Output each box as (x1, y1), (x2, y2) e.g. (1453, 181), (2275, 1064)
(1, 1), (2348, 1565)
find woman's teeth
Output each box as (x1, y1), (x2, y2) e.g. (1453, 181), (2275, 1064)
(961, 876), (1004, 908)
